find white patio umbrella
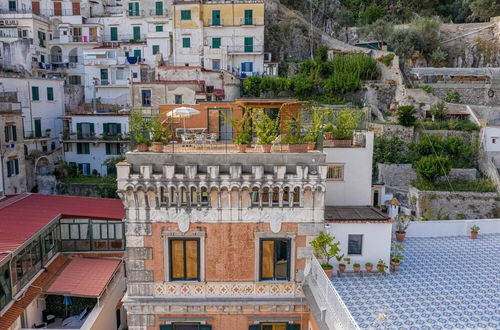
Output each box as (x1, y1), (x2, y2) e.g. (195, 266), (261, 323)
(164, 106), (200, 133)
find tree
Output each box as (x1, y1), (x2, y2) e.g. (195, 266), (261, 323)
(410, 17), (442, 57)
(359, 5), (385, 25)
(253, 109), (278, 145)
(430, 48), (448, 67)
(415, 155), (451, 182)
(331, 108), (364, 140)
(129, 110), (151, 145)
(243, 76), (263, 97)
(389, 29), (422, 60)
(315, 45), (329, 63)
(310, 232), (341, 269)
(360, 19), (394, 50)
(397, 105), (418, 127)
(430, 102), (447, 121)
(468, 0), (500, 22)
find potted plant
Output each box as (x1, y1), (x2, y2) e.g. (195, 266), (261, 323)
(282, 119), (307, 152)
(323, 123), (333, 140)
(390, 244), (404, 271)
(353, 262), (361, 272)
(330, 108), (363, 147)
(365, 262), (373, 272)
(377, 259), (388, 273)
(470, 225), (480, 239)
(150, 115), (168, 152)
(130, 110), (151, 152)
(336, 254), (346, 272)
(253, 109), (278, 153)
(395, 214), (412, 242)
(305, 107), (328, 151)
(227, 109), (252, 153)
(310, 231), (341, 279)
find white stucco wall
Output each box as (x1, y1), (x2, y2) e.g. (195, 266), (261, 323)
(405, 219), (500, 237)
(324, 131), (374, 206)
(326, 221), (392, 270)
(484, 127), (500, 152)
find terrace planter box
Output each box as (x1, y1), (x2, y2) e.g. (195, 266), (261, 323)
(151, 142), (163, 153)
(331, 139), (353, 147)
(136, 144), (149, 152)
(288, 144), (308, 153)
(260, 144), (272, 153)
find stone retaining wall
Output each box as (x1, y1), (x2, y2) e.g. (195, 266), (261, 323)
(417, 130), (479, 144)
(409, 186), (499, 220)
(368, 123), (414, 143)
(431, 85), (500, 105)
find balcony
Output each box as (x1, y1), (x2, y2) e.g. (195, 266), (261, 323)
(227, 44), (264, 54)
(207, 18), (224, 27)
(126, 10), (145, 18)
(149, 9), (168, 17)
(238, 17), (264, 26)
(84, 58), (118, 66)
(102, 34), (147, 43)
(62, 132), (130, 143)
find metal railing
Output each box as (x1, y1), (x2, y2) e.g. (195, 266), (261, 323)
(227, 44), (264, 53)
(150, 9), (168, 17)
(127, 9), (145, 17)
(208, 18), (224, 26)
(307, 256), (360, 330)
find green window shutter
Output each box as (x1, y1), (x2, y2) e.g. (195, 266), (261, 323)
(47, 87), (54, 101)
(182, 37), (190, 48)
(110, 27), (118, 41)
(32, 86), (39, 101)
(249, 325), (260, 330)
(159, 325), (172, 330)
(76, 143), (81, 154)
(244, 37), (253, 52)
(34, 119), (42, 137)
(212, 37), (221, 49)
(129, 2), (139, 16)
(134, 49), (141, 58)
(89, 123), (95, 136)
(199, 325), (212, 330)
(76, 122), (82, 139)
(155, 25), (163, 32)
(14, 159), (19, 174)
(153, 45), (160, 55)
(7, 161), (12, 177)
(212, 10), (220, 25)
(103, 123), (109, 135)
(133, 26), (141, 41)
(116, 123), (122, 134)
(181, 10), (191, 20)
(105, 143), (111, 155)
(12, 125), (17, 141)
(287, 324), (300, 330)
(4, 126), (8, 142)
(155, 1), (163, 15)
(244, 9), (253, 25)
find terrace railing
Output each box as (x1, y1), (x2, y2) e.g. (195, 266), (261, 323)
(306, 256), (360, 330)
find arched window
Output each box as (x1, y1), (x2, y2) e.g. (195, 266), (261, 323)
(160, 187), (167, 205)
(190, 187), (198, 205)
(180, 187), (188, 206)
(201, 187), (209, 206)
(283, 187), (290, 205)
(170, 187), (177, 205)
(251, 187), (260, 206)
(293, 187), (300, 206)
(272, 187), (280, 206)
(262, 187), (270, 206)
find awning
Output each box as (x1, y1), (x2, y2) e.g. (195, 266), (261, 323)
(46, 257), (121, 297)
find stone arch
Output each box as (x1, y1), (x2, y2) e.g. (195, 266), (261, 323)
(68, 48), (78, 63)
(50, 46), (62, 64)
(35, 156), (50, 175)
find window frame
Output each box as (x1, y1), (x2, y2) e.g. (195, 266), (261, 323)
(347, 234), (363, 255)
(326, 164), (344, 181)
(168, 237), (200, 282)
(182, 37), (191, 48)
(259, 238), (291, 281)
(47, 87), (54, 101)
(180, 10), (191, 20)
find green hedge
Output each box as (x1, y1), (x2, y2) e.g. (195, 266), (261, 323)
(412, 178), (496, 192)
(419, 120), (479, 131)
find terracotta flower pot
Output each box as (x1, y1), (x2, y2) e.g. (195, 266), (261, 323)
(353, 265), (361, 272)
(377, 265), (385, 273)
(288, 144), (308, 153)
(151, 142), (163, 153)
(323, 132), (333, 140)
(390, 261), (400, 271)
(136, 143), (149, 152)
(470, 232), (478, 239)
(324, 268), (333, 279)
(261, 144), (272, 153)
(236, 144), (246, 153)
(332, 139), (353, 147)
(338, 264), (346, 272)
(307, 141), (315, 151)
(365, 265), (373, 272)
(396, 232), (406, 242)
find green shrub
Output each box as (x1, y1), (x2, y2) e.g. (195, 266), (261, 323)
(243, 75), (263, 97)
(397, 105), (417, 127)
(429, 102), (447, 121)
(444, 90), (461, 103)
(331, 108), (364, 140)
(412, 178), (496, 192)
(377, 53), (395, 66)
(419, 120), (479, 131)
(420, 85), (434, 94)
(415, 155), (451, 182)
(409, 135), (477, 168)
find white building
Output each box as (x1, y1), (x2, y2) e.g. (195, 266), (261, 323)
(62, 113), (130, 176)
(0, 75), (65, 154)
(483, 126), (500, 152)
(324, 131), (374, 206)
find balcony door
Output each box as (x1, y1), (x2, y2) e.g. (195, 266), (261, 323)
(53, 1), (62, 16)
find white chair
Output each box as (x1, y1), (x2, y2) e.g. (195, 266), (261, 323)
(206, 133), (217, 148)
(194, 133), (205, 148)
(181, 134), (194, 148)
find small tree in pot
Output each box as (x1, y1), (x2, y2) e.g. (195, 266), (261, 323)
(227, 110), (252, 153)
(377, 259), (388, 273)
(130, 110), (151, 152)
(390, 243), (404, 271)
(253, 109), (278, 153)
(470, 225), (480, 239)
(310, 231), (340, 279)
(150, 115), (169, 152)
(282, 119), (307, 152)
(305, 107), (328, 150)
(395, 213), (412, 242)
(353, 262), (361, 272)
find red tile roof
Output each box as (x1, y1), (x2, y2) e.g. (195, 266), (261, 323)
(46, 257), (121, 297)
(0, 193), (124, 262)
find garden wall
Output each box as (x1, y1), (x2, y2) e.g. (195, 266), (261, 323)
(378, 164), (478, 190)
(405, 218), (500, 237)
(417, 130), (479, 144)
(368, 123), (414, 143)
(56, 182), (118, 199)
(409, 186), (499, 220)
(430, 85), (500, 106)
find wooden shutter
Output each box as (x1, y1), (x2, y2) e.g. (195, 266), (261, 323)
(103, 123), (109, 135)
(32, 1), (40, 15)
(110, 27), (118, 41)
(116, 123), (121, 134)
(77, 143), (82, 154)
(105, 143), (111, 155)
(155, 1), (163, 15)
(32, 86), (39, 101)
(14, 159), (19, 175)
(72, 2), (80, 15)
(12, 125), (17, 141)
(159, 325), (172, 330)
(34, 119), (42, 137)
(7, 161), (12, 177)
(89, 123), (95, 136)
(76, 122), (82, 138)
(53, 2), (62, 16)
(4, 126), (8, 142)
(200, 325), (212, 330)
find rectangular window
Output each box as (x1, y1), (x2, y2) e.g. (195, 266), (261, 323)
(76, 122), (94, 138)
(152, 45), (160, 55)
(72, 2), (80, 15)
(155, 25), (163, 32)
(180, 10), (191, 20)
(141, 90), (152, 106)
(182, 37), (190, 48)
(38, 31), (46, 47)
(34, 119), (42, 137)
(47, 87), (54, 101)
(4, 125), (17, 142)
(244, 9), (253, 25)
(78, 163), (91, 175)
(110, 27), (118, 41)
(241, 62), (254, 73)
(6, 159), (19, 177)
(133, 26), (141, 41)
(169, 238), (200, 281)
(105, 143), (120, 155)
(327, 164), (344, 181)
(175, 95), (182, 104)
(8, 1), (16, 11)
(212, 59), (220, 70)
(133, 49), (141, 58)
(155, 1), (163, 15)
(69, 75), (81, 85)
(64, 142), (72, 152)
(348, 234), (363, 255)
(76, 143), (90, 154)
(260, 238), (290, 281)
(244, 37), (253, 52)
(100, 69), (109, 84)
(212, 37), (221, 49)
(128, 2), (140, 16)
(31, 86), (39, 101)
(212, 10), (221, 26)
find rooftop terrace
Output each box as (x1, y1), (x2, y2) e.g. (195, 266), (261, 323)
(333, 234), (500, 329)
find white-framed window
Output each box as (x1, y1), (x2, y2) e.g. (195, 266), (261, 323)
(327, 164), (344, 181)
(347, 234), (363, 255)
